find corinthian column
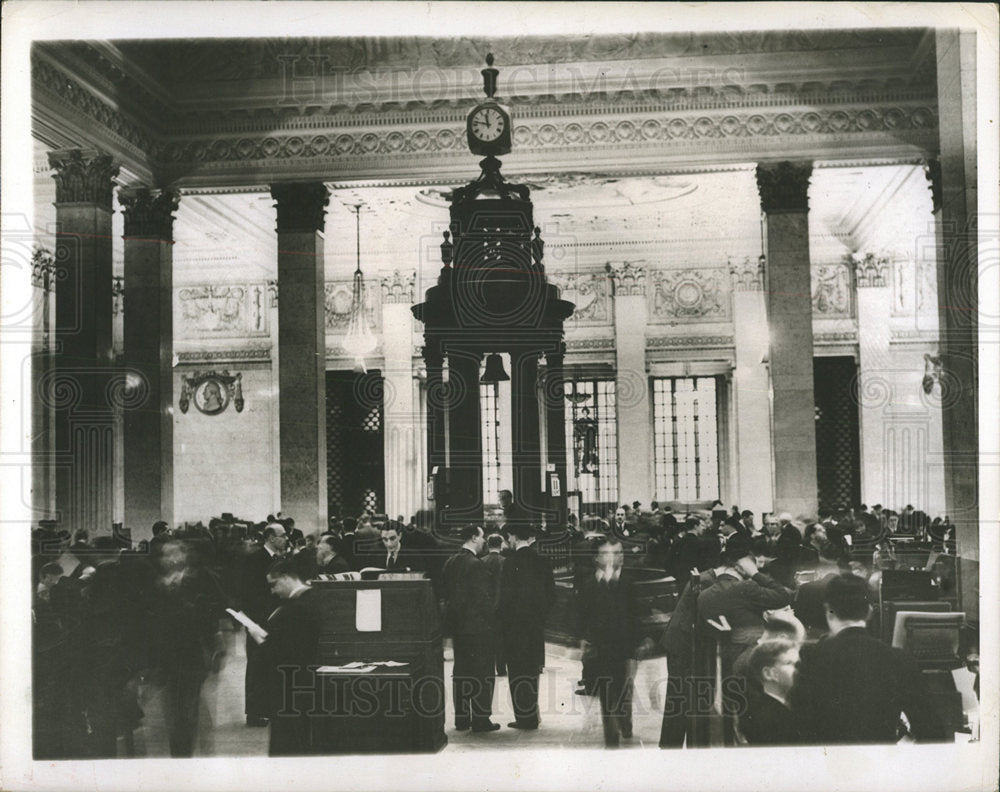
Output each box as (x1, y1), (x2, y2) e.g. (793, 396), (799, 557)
(120, 187), (179, 536)
(47, 148), (119, 536)
(756, 161), (818, 519)
(271, 182), (329, 534)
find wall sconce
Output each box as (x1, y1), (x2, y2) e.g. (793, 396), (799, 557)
(922, 353), (943, 394)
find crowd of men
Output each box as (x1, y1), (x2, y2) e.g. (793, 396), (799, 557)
(30, 494), (968, 757)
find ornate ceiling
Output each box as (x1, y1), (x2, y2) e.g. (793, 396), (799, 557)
(32, 28), (938, 188)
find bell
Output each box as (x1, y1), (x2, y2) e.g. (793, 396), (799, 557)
(480, 353), (509, 383)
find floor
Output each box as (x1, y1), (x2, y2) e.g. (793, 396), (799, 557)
(127, 624), (671, 756)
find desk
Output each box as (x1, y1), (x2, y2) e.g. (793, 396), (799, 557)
(313, 665), (447, 753)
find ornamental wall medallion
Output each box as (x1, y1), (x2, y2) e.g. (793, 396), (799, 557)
(549, 270), (611, 325)
(649, 267), (730, 322)
(811, 260), (853, 317)
(179, 371), (244, 415)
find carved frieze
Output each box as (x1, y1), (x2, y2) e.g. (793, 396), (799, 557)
(811, 260), (853, 317)
(650, 268), (730, 322)
(549, 270), (611, 325)
(813, 331), (858, 344)
(646, 335), (734, 348)
(176, 285), (269, 338)
(156, 107), (938, 167)
(607, 262), (646, 297)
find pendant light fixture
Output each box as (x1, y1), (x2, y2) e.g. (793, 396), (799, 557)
(342, 203), (378, 374)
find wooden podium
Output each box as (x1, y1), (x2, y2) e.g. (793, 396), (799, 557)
(309, 578), (447, 753)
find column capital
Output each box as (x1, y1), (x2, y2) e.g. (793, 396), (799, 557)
(730, 255), (766, 291)
(923, 158), (943, 214)
(270, 182), (330, 233)
(606, 261), (647, 296)
(120, 187), (181, 240)
(47, 148), (119, 209)
(380, 270), (416, 304)
(755, 160), (813, 214)
(853, 252), (890, 288)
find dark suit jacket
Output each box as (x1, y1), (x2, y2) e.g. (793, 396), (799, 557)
(442, 549), (493, 636)
(498, 546), (555, 670)
(577, 572), (638, 665)
(261, 587), (321, 717)
(792, 572), (839, 633)
(740, 692), (803, 745)
(380, 546), (425, 573)
(790, 626), (947, 744)
(480, 552), (505, 611)
(696, 572), (793, 650)
(663, 533), (702, 581)
(238, 547), (281, 624)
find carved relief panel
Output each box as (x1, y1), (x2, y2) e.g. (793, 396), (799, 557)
(549, 269), (612, 326)
(811, 259), (853, 318)
(891, 257), (938, 317)
(176, 284), (271, 338)
(648, 267), (731, 323)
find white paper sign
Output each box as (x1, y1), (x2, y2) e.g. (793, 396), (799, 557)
(355, 588), (382, 632)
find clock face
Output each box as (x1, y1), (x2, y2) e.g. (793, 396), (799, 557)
(470, 106), (507, 142)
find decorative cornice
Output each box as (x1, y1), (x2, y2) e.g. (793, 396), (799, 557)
(890, 329), (939, 344)
(176, 347), (271, 363)
(33, 54), (157, 160)
(647, 334), (734, 348)
(730, 256), (765, 291)
(155, 106), (938, 169)
(120, 187), (180, 240)
(47, 148), (120, 208)
(380, 270), (416, 304)
(607, 261), (646, 297)
(813, 331), (858, 344)
(853, 252), (890, 288)
(565, 337), (616, 351)
(271, 182), (330, 233)
(756, 160), (813, 213)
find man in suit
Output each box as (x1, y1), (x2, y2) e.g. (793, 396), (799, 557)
(663, 516), (705, 582)
(698, 546), (794, 667)
(696, 545), (794, 745)
(374, 520), (424, 572)
(499, 522), (556, 730)
(578, 537), (640, 747)
(238, 522), (288, 726)
(480, 533), (507, 677)
(740, 638), (803, 745)
(441, 525), (500, 733)
(610, 506), (635, 540)
(253, 558), (321, 756)
(658, 567), (717, 748)
(790, 573), (946, 744)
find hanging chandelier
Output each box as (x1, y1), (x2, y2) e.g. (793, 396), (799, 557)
(342, 203), (378, 373)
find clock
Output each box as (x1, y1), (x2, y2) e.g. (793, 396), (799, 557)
(467, 101), (512, 156)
